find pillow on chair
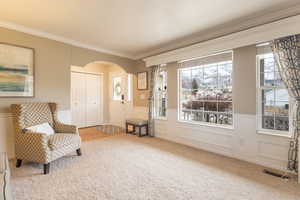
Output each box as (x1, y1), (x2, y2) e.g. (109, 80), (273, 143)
(25, 123), (55, 135)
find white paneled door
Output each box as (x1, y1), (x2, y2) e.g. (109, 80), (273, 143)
(86, 74), (101, 126)
(71, 72), (102, 128)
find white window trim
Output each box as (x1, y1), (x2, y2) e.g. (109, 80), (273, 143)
(256, 53), (292, 137)
(176, 60), (234, 129)
(127, 74), (133, 102)
(154, 67), (168, 120)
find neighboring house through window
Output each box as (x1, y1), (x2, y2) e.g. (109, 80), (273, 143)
(257, 53), (290, 134)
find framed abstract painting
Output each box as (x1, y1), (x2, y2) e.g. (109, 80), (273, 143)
(0, 43), (34, 97)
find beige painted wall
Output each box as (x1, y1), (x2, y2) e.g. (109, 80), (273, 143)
(0, 27), (136, 113)
(233, 45), (257, 115)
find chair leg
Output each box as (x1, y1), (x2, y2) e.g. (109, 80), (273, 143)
(43, 163), (50, 175)
(16, 159), (22, 168)
(76, 148), (82, 156)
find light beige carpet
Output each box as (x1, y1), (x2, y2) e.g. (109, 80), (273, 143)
(11, 135), (300, 200)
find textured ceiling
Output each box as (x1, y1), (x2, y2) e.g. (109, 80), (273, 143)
(0, 0), (300, 59)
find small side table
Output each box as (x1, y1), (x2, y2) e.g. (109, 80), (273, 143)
(125, 119), (148, 137)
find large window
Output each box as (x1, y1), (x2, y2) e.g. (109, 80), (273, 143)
(154, 68), (167, 119)
(178, 60), (233, 127)
(257, 53), (290, 134)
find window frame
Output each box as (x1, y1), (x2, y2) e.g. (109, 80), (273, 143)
(256, 53), (292, 136)
(127, 74), (133, 102)
(177, 60), (234, 129)
(154, 67), (168, 120)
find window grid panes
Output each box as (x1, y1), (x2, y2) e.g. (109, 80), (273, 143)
(258, 54), (289, 132)
(179, 61), (233, 127)
(155, 68), (167, 118)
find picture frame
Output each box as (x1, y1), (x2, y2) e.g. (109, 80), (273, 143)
(0, 43), (35, 97)
(137, 71), (148, 90)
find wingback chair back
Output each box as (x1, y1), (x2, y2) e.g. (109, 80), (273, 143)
(12, 103), (55, 133)
(10, 102), (81, 174)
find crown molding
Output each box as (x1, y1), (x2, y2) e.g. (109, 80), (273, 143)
(0, 20), (135, 59)
(143, 14), (300, 66)
(136, 3), (300, 60)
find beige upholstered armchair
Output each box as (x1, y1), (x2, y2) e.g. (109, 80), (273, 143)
(11, 103), (81, 174)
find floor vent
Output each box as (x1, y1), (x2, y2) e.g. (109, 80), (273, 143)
(263, 169), (289, 180)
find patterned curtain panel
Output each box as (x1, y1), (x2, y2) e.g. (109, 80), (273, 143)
(148, 65), (160, 137)
(272, 34), (300, 172)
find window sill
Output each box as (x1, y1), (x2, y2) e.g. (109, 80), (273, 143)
(177, 120), (234, 130)
(256, 130), (292, 139)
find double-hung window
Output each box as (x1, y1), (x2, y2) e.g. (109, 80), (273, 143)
(178, 53), (233, 127)
(154, 67), (167, 119)
(257, 53), (290, 134)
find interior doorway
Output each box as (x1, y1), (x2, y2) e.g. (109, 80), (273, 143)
(109, 70), (133, 128)
(71, 71), (103, 128)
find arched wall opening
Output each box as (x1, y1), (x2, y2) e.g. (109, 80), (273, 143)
(70, 61), (132, 129)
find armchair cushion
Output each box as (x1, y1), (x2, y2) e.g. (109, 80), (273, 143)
(48, 134), (81, 151)
(25, 123), (55, 136)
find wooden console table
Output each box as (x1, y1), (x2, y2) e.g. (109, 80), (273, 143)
(125, 119), (148, 137)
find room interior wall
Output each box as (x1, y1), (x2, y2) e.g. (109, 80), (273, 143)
(133, 45), (292, 173)
(233, 45), (257, 115)
(0, 26), (137, 158)
(0, 20), (294, 173)
(0, 26), (136, 113)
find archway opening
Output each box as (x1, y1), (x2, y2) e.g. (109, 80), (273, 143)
(70, 61), (133, 136)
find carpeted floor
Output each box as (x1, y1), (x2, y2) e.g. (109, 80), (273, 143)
(11, 135), (300, 200)
(79, 127), (125, 141)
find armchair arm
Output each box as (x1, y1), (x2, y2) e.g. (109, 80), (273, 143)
(54, 121), (78, 134)
(16, 132), (51, 163)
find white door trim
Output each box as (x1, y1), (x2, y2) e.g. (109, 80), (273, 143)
(70, 71), (104, 127)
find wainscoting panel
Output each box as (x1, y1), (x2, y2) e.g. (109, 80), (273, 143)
(0, 113), (14, 159)
(151, 108), (292, 172)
